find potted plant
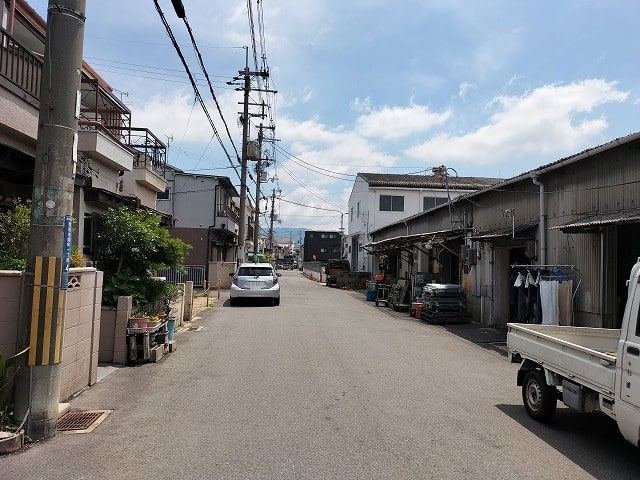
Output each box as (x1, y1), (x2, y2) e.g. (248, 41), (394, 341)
(128, 310), (150, 329)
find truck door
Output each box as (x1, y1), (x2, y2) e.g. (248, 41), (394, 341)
(620, 274), (640, 409)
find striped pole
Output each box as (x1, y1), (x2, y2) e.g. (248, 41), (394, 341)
(28, 256), (66, 366)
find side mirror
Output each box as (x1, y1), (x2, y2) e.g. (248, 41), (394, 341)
(229, 272), (235, 277)
(276, 272), (282, 277)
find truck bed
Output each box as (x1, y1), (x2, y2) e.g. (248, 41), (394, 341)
(507, 323), (619, 396)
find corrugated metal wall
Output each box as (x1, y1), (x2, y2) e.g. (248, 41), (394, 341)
(368, 135), (640, 327)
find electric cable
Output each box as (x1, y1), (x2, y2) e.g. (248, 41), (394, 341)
(179, 14), (240, 161)
(152, 0), (239, 180)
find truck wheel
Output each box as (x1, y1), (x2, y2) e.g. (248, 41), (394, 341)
(522, 369), (557, 422)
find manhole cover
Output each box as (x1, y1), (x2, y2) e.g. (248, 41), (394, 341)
(57, 410), (111, 433)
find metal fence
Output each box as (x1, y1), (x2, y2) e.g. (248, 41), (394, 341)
(156, 266), (206, 288)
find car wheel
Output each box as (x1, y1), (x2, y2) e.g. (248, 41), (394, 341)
(273, 297), (280, 306)
(522, 369), (557, 422)
(229, 297), (237, 306)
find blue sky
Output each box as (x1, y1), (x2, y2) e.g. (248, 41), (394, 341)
(29, 1), (640, 231)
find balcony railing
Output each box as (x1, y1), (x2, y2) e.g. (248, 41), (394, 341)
(0, 27), (42, 102)
(217, 204), (240, 224)
(126, 127), (166, 177)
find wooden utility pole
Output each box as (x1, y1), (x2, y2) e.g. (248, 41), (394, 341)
(14, 0), (86, 440)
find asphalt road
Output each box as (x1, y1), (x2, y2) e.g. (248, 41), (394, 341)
(2, 271), (640, 479)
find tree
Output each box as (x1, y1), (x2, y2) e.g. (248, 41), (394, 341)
(96, 207), (191, 310)
(0, 199), (30, 270)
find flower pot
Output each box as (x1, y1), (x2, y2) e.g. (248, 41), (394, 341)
(128, 317), (149, 329)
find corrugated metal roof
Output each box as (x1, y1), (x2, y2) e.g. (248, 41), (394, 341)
(469, 222), (538, 241)
(364, 229), (464, 254)
(549, 208), (640, 233)
(358, 173), (503, 190)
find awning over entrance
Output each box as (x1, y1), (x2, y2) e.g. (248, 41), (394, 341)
(469, 222), (538, 241)
(549, 209), (640, 233)
(364, 229), (464, 255)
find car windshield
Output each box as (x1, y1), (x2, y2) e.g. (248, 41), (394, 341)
(237, 267), (274, 277)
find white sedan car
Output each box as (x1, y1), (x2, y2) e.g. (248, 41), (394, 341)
(229, 263), (281, 306)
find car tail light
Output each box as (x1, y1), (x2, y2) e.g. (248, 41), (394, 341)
(273, 275), (278, 285)
(232, 276), (238, 286)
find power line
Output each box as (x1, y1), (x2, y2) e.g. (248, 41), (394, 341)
(275, 144), (356, 180)
(152, 0), (239, 180)
(279, 197), (345, 213)
(179, 14), (240, 162)
(277, 162), (344, 211)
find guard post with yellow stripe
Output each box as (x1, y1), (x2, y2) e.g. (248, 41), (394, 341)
(27, 255), (66, 366)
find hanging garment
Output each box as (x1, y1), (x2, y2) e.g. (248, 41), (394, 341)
(517, 284), (527, 323)
(525, 282), (538, 324)
(558, 279), (574, 326)
(539, 280), (560, 325)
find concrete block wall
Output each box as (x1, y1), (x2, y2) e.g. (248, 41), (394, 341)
(0, 271), (23, 358)
(209, 261), (235, 289)
(59, 268), (103, 402)
(0, 268), (102, 403)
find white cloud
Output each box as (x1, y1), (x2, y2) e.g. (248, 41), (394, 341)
(355, 102), (452, 140)
(129, 89), (242, 145)
(458, 82), (477, 99)
(404, 79), (629, 167)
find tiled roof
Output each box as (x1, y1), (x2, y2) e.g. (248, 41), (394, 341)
(357, 172), (502, 190)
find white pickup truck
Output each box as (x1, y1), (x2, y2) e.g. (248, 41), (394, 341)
(507, 260), (640, 447)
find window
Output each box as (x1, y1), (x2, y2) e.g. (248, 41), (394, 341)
(379, 195), (404, 212)
(83, 213), (93, 255)
(357, 201), (361, 217)
(350, 207), (354, 222)
(423, 196), (447, 211)
(157, 187), (170, 200)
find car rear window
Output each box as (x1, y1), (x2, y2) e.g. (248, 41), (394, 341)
(238, 267), (274, 276)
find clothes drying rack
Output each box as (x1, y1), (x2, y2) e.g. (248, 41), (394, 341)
(510, 264), (583, 299)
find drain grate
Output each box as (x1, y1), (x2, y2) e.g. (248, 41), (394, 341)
(57, 410), (110, 433)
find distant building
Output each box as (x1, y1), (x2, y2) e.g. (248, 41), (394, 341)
(303, 230), (342, 263)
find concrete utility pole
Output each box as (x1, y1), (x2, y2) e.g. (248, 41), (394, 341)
(237, 64), (250, 264)
(14, 0), (86, 440)
(268, 188), (277, 253)
(252, 119), (275, 261)
(252, 158), (262, 261)
(234, 64), (272, 263)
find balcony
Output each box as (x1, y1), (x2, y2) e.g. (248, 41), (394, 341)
(127, 128), (167, 192)
(77, 121), (135, 172)
(0, 27), (42, 106)
(214, 204), (240, 235)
